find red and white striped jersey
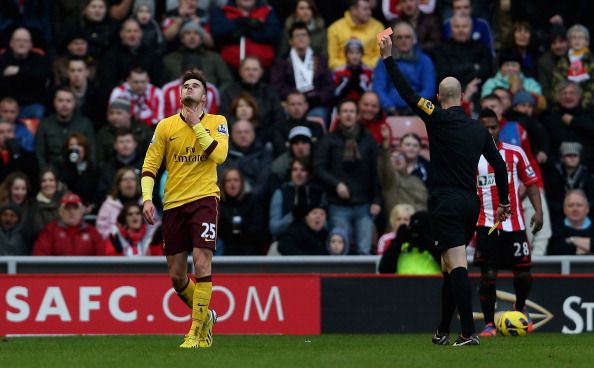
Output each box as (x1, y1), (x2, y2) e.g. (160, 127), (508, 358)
(162, 78), (220, 117)
(476, 142), (538, 231)
(109, 82), (164, 126)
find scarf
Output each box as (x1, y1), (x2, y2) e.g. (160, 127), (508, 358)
(567, 48), (590, 83)
(339, 123), (362, 162)
(290, 47), (314, 93)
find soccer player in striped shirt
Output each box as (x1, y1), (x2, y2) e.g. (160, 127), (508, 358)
(141, 70), (228, 348)
(474, 108), (544, 336)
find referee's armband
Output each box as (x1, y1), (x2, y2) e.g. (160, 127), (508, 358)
(417, 98), (435, 115)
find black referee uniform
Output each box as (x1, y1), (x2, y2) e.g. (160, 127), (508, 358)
(381, 57), (509, 252)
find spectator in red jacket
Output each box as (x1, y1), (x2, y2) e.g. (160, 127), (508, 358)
(210, 0), (281, 70)
(33, 193), (104, 255)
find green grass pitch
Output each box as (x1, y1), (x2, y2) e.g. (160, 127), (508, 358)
(1, 334), (593, 368)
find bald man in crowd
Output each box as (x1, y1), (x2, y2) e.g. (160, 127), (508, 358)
(379, 35), (511, 346)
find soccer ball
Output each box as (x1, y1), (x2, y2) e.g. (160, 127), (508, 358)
(497, 311), (530, 336)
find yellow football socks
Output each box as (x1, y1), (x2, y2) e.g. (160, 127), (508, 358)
(189, 276), (212, 335)
(176, 277), (195, 309)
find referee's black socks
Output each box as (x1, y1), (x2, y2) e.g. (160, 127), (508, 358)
(438, 272), (456, 334)
(450, 267), (475, 337)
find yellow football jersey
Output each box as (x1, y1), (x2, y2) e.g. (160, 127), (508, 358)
(142, 113), (229, 210)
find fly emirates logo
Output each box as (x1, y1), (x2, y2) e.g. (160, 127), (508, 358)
(174, 146), (208, 163)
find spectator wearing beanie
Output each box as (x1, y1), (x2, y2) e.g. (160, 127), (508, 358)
(0, 203), (29, 255)
(278, 204), (329, 255)
(506, 91), (550, 164)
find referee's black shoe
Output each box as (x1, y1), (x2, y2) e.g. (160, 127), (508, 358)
(452, 334), (480, 346)
(431, 330), (450, 345)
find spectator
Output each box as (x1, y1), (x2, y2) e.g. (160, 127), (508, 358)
(373, 21), (436, 115)
(327, 0), (383, 70)
(552, 24), (594, 109)
(164, 0), (225, 25)
(218, 120), (273, 200)
(400, 132), (429, 184)
(326, 227), (349, 255)
(105, 202), (161, 256)
(548, 189), (593, 255)
(132, 0), (165, 54)
(537, 25), (568, 104)
(481, 50), (545, 110)
(357, 91), (391, 145)
(162, 64), (221, 116)
(96, 98), (152, 168)
(33, 193), (104, 255)
(377, 211), (441, 274)
(441, 0), (494, 55)
(58, 0), (119, 60)
(0, 203), (29, 255)
(65, 57), (104, 126)
(220, 57), (286, 142)
(108, 0), (134, 21)
(0, 171), (35, 248)
(162, 22), (232, 88)
(269, 158), (324, 237)
(314, 99), (382, 254)
(500, 21), (538, 78)
(544, 142), (594, 223)
(278, 205), (328, 255)
(431, 13), (492, 88)
(270, 125), (315, 191)
(271, 91), (325, 156)
(0, 120), (38, 186)
(97, 128), (143, 202)
(161, 0), (215, 47)
(36, 87), (95, 169)
(0, 27), (51, 119)
(0, 97), (35, 153)
(52, 30), (96, 87)
(506, 91), (550, 164)
(109, 67), (164, 126)
(378, 128), (427, 222)
(0, 0), (52, 50)
(396, 0), (441, 53)
(543, 81), (594, 170)
(30, 167), (69, 236)
(218, 168), (266, 255)
(279, 0), (327, 57)
(271, 22), (334, 123)
(96, 167), (141, 239)
(98, 18), (164, 92)
(228, 92), (260, 128)
(376, 203), (415, 255)
(210, 0), (281, 70)
(59, 133), (99, 208)
(333, 38), (374, 103)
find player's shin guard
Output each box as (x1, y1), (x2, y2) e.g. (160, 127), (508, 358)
(190, 276), (212, 335)
(438, 272), (456, 334)
(479, 267), (497, 325)
(450, 267), (475, 338)
(512, 269), (532, 312)
(175, 277), (195, 309)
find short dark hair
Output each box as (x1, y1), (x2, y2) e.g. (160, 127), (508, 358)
(129, 66), (148, 76)
(289, 21), (310, 38)
(478, 108), (498, 120)
(67, 55), (89, 67)
(480, 94), (501, 105)
(54, 86), (75, 99)
(349, 0), (367, 9)
(337, 98), (358, 112)
(182, 70), (207, 89)
(115, 127), (136, 140)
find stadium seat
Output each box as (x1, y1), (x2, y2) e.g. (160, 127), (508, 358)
(386, 116), (430, 160)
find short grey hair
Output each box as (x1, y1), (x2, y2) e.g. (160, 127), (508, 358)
(567, 24), (590, 44)
(556, 79), (582, 97)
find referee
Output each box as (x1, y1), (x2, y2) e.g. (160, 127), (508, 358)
(378, 36), (511, 346)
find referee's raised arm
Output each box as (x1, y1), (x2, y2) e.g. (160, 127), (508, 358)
(378, 35), (440, 122)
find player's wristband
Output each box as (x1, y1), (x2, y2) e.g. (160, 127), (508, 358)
(499, 202), (511, 208)
(141, 175), (155, 202)
(192, 123), (215, 150)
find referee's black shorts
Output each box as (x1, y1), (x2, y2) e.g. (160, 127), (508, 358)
(429, 188), (480, 254)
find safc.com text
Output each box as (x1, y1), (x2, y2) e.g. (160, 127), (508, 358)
(0, 275), (321, 335)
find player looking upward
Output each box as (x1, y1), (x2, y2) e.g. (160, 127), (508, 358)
(378, 34), (510, 346)
(474, 108), (543, 336)
(141, 70), (229, 348)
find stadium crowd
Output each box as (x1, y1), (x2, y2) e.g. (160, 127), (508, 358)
(0, 0), (592, 259)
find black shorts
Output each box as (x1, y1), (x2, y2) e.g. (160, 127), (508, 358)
(429, 188), (480, 254)
(162, 196), (219, 255)
(473, 226), (532, 269)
